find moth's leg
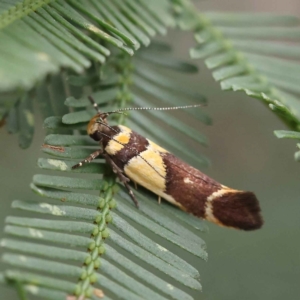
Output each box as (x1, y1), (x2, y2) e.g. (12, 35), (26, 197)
(158, 196), (161, 204)
(72, 149), (103, 169)
(103, 153), (139, 208)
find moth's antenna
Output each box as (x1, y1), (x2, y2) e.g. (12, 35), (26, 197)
(100, 111), (128, 119)
(106, 104), (206, 115)
(88, 96), (101, 114)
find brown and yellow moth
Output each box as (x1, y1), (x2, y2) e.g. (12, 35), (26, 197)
(72, 97), (263, 231)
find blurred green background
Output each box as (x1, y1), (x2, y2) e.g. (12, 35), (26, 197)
(1, 0), (300, 299)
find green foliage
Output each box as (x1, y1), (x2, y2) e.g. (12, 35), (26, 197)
(1, 0), (300, 141)
(1, 0), (300, 299)
(0, 0), (173, 145)
(0, 0), (167, 92)
(1, 28), (209, 299)
(174, 1), (300, 132)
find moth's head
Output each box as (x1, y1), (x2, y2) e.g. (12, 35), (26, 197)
(87, 113), (108, 141)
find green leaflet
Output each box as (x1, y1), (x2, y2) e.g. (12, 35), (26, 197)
(274, 130), (300, 162)
(274, 130), (300, 140)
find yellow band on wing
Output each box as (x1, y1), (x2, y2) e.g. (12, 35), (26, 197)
(105, 125), (131, 155)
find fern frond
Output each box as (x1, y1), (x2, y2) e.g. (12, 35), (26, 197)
(175, 1), (300, 130)
(1, 48), (208, 299)
(0, 0), (174, 94)
(0, 0), (179, 149)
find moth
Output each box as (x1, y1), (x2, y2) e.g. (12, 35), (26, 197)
(72, 97), (263, 231)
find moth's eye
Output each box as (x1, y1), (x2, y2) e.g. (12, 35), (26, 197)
(90, 131), (102, 141)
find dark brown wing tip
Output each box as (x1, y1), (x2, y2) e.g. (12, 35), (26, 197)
(212, 191), (263, 231)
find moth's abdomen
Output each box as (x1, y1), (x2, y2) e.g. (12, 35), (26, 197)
(162, 152), (263, 230)
(206, 190), (262, 230)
